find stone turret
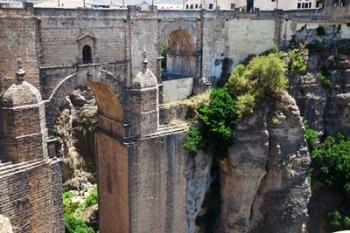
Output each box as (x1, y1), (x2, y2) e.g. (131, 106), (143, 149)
(1, 59), (48, 163)
(130, 50), (159, 136)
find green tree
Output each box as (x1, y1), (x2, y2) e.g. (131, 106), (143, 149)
(184, 88), (238, 159)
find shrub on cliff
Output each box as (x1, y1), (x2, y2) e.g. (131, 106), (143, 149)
(64, 213), (94, 233)
(225, 53), (287, 117)
(287, 49), (307, 74)
(305, 124), (350, 231)
(311, 133), (350, 192)
(184, 88), (238, 159)
(184, 127), (203, 155)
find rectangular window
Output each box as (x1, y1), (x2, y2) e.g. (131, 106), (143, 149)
(209, 3), (213, 9)
(231, 3), (234, 9)
(186, 4), (189, 9)
(309, 2), (312, 8)
(195, 4), (198, 8)
(297, 3), (301, 8)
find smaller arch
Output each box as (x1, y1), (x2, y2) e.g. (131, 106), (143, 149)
(161, 29), (195, 78)
(82, 45), (92, 64)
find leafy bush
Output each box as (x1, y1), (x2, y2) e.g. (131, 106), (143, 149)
(319, 74), (332, 89)
(226, 53), (287, 117)
(344, 216), (350, 228)
(184, 127), (203, 155)
(198, 88), (238, 159)
(184, 88), (238, 159)
(304, 122), (318, 150)
(63, 186), (98, 232)
(63, 191), (79, 214)
(311, 133), (350, 191)
(328, 211), (343, 231)
(327, 211), (350, 231)
(64, 213), (95, 233)
(287, 49), (307, 74)
(83, 186), (98, 209)
(305, 124), (350, 232)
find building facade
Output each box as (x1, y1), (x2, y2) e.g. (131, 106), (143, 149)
(185, 0), (318, 10)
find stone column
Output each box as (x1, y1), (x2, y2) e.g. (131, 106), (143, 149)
(1, 59), (48, 163)
(129, 50), (159, 137)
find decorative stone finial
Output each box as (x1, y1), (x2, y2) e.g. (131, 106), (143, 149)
(142, 49), (148, 73)
(15, 59), (26, 84)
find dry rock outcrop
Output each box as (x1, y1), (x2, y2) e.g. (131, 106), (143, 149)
(217, 91), (311, 233)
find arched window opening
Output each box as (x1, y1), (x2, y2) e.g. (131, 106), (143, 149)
(82, 45), (92, 64)
(160, 29), (195, 79)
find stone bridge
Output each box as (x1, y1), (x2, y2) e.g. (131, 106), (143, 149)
(0, 2), (349, 233)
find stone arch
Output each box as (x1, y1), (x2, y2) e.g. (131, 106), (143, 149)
(159, 22), (197, 43)
(45, 68), (130, 233)
(159, 28), (196, 78)
(45, 69), (127, 137)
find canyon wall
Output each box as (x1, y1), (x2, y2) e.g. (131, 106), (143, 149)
(218, 92), (310, 233)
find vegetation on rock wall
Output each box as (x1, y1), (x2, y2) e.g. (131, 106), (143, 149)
(185, 51), (288, 232)
(184, 52), (287, 160)
(305, 124), (350, 231)
(63, 185), (98, 233)
(287, 49), (307, 74)
(226, 53), (287, 117)
(184, 88), (238, 160)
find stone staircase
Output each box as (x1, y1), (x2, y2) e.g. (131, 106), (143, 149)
(157, 121), (188, 136)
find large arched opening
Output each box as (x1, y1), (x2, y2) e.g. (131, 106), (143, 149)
(46, 69), (128, 233)
(160, 29), (195, 79)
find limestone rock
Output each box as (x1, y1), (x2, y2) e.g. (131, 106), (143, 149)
(80, 204), (98, 228)
(217, 91), (311, 233)
(289, 69), (350, 137)
(0, 215), (13, 233)
(186, 150), (213, 233)
(289, 73), (327, 133)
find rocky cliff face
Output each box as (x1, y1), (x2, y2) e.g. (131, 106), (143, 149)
(54, 87), (97, 186)
(216, 91), (311, 233)
(290, 69), (350, 138)
(288, 40), (350, 233)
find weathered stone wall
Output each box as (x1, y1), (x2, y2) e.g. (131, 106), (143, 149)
(0, 159), (64, 233)
(0, 8), (40, 92)
(128, 130), (188, 233)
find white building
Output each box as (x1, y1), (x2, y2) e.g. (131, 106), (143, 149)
(184, 0), (318, 10)
(185, 0), (236, 10)
(0, 0), (23, 8)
